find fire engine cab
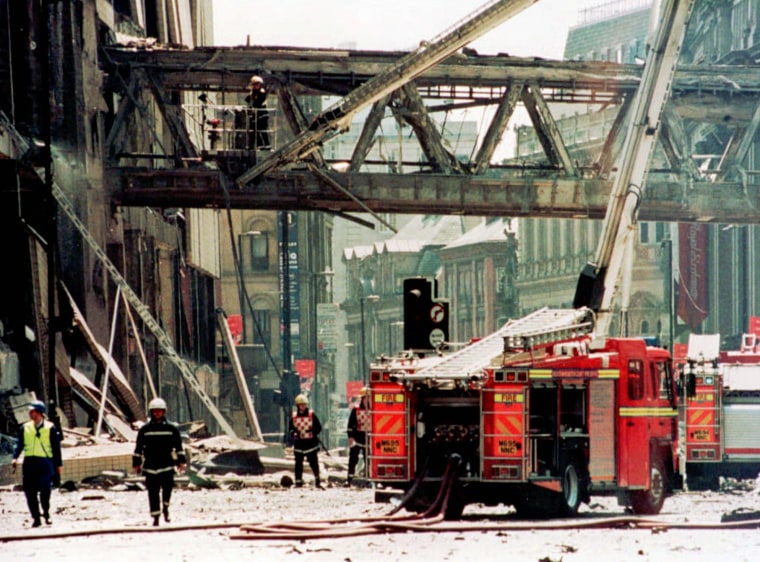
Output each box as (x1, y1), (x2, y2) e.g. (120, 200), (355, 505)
(682, 332), (760, 490)
(369, 307), (681, 518)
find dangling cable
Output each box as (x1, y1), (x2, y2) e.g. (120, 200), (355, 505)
(220, 178), (281, 379)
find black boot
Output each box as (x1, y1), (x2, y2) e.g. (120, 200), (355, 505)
(43, 511), (52, 525)
(152, 515), (160, 527)
(32, 517), (42, 528)
(163, 506), (170, 523)
(314, 477), (322, 489)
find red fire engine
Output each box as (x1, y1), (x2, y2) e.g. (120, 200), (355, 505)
(368, 307), (681, 518)
(682, 332), (760, 490)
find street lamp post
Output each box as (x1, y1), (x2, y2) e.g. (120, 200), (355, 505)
(311, 269), (334, 413)
(359, 294), (379, 385)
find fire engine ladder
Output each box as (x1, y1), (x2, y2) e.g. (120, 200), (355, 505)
(52, 184), (244, 446)
(574, 0), (694, 336)
(412, 307), (595, 380)
(236, 0), (538, 187)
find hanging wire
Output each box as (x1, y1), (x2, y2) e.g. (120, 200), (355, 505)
(452, 106), (468, 155)
(220, 180), (282, 380)
(469, 104), (491, 163)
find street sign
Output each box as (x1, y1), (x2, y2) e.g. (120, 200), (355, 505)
(317, 303), (339, 352)
(430, 303), (445, 324)
(429, 328), (446, 347)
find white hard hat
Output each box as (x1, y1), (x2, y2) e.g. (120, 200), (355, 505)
(148, 397), (167, 411)
(294, 394), (308, 405)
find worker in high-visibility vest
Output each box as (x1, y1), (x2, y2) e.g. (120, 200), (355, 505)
(289, 394), (322, 488)
(346, 387), (370, 486)
(12, 400), (63, 528)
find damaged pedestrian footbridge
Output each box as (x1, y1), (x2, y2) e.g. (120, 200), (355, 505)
(103, 42), (760, 225)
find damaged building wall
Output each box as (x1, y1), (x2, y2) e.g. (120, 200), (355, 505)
(0, 0), (219, 442)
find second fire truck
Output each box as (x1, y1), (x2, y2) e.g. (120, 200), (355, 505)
(682, 332), (760, 490)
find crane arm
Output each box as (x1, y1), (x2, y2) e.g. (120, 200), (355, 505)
(236, 0), (539, 188)
(573, 0), (694, 336)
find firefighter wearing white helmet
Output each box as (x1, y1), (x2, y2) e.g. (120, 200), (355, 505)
(148, 397), (167, 410)
(288, 393), (323, 488)
(133, 397), (186, 526)
(11, 400), (63, 527)
(346, 387), (369, 486)
(245, 74), (270, 149)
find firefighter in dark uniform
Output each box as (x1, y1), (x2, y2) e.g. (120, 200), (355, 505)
(289, 393), (322, 488)
(12, 400), (63, 527)
(346, 387), (370, 486)
(133, 397), (186, 526)
(245, 75), (270, 149)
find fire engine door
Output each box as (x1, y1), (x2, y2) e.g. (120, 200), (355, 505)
(618, 359), (650, 488)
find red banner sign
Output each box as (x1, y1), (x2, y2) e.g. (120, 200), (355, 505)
(346, 381), (364, 406)
(750, 316), (760, 338)
(295, 359), (315, 378)
(678, 224), (709, 330)
(226, 314), (242, 345)
(672, 342), (688, 365)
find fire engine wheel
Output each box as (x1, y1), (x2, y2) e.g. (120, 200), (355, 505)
(630, 460), (666, 515)
(558, 460), (582, 517)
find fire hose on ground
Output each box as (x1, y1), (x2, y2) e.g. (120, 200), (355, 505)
(230, 454), (463, 540)
(2, 454), (760, 543)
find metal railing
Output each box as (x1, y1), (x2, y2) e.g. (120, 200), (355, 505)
(183, 103), (276, 153)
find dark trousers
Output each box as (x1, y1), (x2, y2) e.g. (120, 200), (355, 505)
(22, 457), (54, 521)
(347, 441), (366, 479)
(145, 471), (175, 516)
(294, 449), (319, 484)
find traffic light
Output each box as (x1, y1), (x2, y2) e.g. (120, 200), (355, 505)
(273, 370), (300, 406)
(403, 278), (449, 352)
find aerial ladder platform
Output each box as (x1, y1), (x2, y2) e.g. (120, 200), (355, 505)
(574, 0), (694, 336)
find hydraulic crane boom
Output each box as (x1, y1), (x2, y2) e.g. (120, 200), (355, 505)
(573, 0), (694, 336)
(236, 0), (538, 187)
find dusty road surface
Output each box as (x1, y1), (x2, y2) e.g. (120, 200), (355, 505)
(2, 477), (760, 562)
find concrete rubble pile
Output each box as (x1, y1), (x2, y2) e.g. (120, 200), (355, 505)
(2, 418), (355, 493)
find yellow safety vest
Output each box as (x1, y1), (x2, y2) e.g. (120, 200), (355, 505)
(22, 421), (54, 458)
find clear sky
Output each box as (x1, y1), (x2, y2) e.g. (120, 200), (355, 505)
(211, 0), (599, 59)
